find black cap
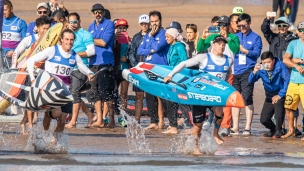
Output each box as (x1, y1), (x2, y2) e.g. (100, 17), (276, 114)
(213, 35), (227, 43)
(91, 3), (105, 12)
(166, 21), (183, 33)
(218, 15), (230, 24)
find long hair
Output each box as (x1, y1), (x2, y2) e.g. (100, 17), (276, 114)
(186, 24), (199, 53)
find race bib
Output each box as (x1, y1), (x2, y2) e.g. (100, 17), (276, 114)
(239, 54), (246, 65)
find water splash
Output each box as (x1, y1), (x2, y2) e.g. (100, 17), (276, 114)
(120, 110), (151, 154)
(169, 131), (217, 155)
(24, 120), (69, 154)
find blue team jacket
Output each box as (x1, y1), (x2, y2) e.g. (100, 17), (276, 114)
(248, 58), (290, 99)
(137, 28), (170, 65)
(235, 30), (262, 75)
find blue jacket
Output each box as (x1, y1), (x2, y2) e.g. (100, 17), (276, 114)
(137, 28), (170, 65)
(248, 58), (290, 99)
(235, 30), (262, 75)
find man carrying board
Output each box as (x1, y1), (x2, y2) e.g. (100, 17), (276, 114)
(163, 35), (234, 155)
(26, 29), (94, 138)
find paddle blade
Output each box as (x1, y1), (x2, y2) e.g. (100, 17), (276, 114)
(226, 91), (245, 108)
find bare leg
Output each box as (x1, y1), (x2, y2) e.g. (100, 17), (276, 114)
(212, 107), (224, 145)
(135, 92), (144, 124)
(91, 100), (105, 128)
(157, 97), (164, 129)
(43, 111), (51, 131)
(65, 102), (80, 128)
(244, 105), (254, 130)
(55, 112), (68, 133)
(231, 107), (240, 133)
(102, 102), (108, 119)
(20, 110), (28, 135)
(120, 80), (129, 110)
(33, 112), (38, 124)
(282, 109), (295, 138)
(106, 99), (115, 128)
(80, 100), (95, 126)
(192, 123), (203, 155)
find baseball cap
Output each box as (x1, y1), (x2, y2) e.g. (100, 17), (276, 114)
(218, 15), (230, 24)
(115, 19), (129, 28)
(37, 2), (48, 9)
(138, 14), (149, 24)
(297, 22), (304, 29)
(166, 21), (183, 33)
(232, 6), (244, 14)
(275, 16), (289, 25)
(91, 3), (105, 12)
(213, 35), (227, 43)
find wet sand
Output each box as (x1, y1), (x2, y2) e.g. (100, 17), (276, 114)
(1, 0), (304, 170)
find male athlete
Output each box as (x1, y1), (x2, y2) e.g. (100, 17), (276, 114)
(26, 29), (94, 136)
(164, 35), (234, 155)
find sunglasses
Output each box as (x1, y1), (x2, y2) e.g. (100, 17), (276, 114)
(298, 29), (304, 33)
(69, 20), (78, 24)
(186, 24), (197, 27)
(218, 23), (229, 27)
(278, 24), (288, 28)
(237, 24), (247, 28)
(38, 11), (47, 14)
(93, 10), (103, 15)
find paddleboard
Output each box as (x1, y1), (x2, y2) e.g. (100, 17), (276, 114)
(0, 69), (73, 111)
(0, 23), (64, 114)
(122, 62), (245, 108)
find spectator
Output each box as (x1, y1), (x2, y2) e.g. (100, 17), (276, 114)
(87, 3), (116, 128)
(64, 12), (96, 129)
(167, 21), (183, 34)
(26, 2), (50, 36)
(248, 51), (290, 138)
(2, 0), (27, 68)
(282, 22), (304, 140)
(137, 10), (177, 131)
(47, 0), (69, 17)
(185, 24), (199, 58)
(261, 16), (298, 60)
(52, 9), (68, 30)
(231, 13), (262, 135)
(211, 16), (219, 26)
(229, 7), (244, 34)
(288, 0), (299, 31)
(128, 14), (150, 123)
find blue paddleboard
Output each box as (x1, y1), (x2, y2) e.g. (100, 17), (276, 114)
(122, 62), (245, 108)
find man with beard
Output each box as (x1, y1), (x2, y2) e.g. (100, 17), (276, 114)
(64, 12), (96, 129)
(26, 2), (50, 36)
(87, 4), (116, 128)
(137, 11), (178, 133)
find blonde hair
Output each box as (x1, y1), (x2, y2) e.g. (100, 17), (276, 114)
(186, 24), (199, 54)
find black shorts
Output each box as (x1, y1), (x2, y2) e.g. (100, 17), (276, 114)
(233, 68), (254, 106)
(70, 70), (87, 104)
(61, 102), (72, 113)
(87, 65), (115, 102)
(114, 70), (125, 85)
(133, 85), (144, 92)
(190, 105), (212, 124)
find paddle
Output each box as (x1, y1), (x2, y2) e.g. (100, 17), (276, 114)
(78, 67), (109, 93)
(144, 70), (187, 90)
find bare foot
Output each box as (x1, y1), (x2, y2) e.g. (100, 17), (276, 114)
(193, 147), (203, 155)
(91, 121), (105, 128)
(162, 127), (178, 134)
(87, 114), (94, 127)
(144, 123), (159, 130)
(214, 134), (224, 145)
(301, 137), (304, 141)
(65, 122), (76, 129)
(281, 130), (295, 138)
(20, 123), (29, 135)
(183, 128), (193, 135)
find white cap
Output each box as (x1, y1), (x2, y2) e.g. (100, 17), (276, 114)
(37, 2), (48, 10)
(138, 14), (149, 24)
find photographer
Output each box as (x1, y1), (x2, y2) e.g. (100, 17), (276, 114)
(248, 51), (290, 138)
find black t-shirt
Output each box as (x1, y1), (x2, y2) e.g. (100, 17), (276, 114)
(186, 41), (195, 59)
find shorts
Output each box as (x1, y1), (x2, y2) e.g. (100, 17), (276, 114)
(284, 82), (304, 110)
(61, 102), (72, 113)
(233, 68), (254, 106)
(190, 105), (212, 124)
(70, 70), (87, 104)
(133, 85), (144, 92)
(87, 65), (115, 102)
(114, 70), (125, 85)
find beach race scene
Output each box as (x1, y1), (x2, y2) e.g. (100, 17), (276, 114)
(1, 0), (304, 170)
